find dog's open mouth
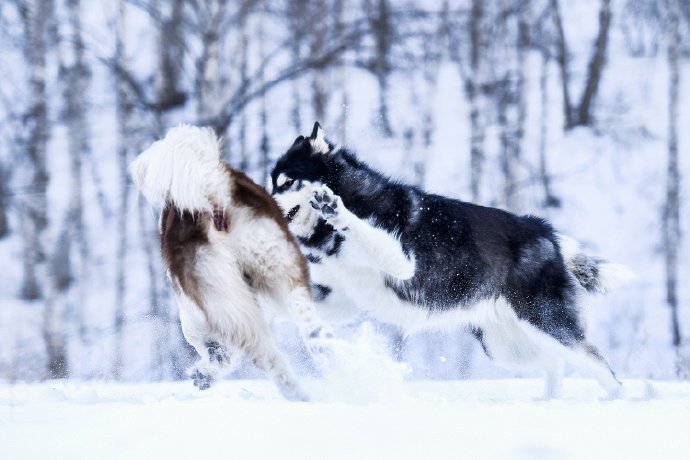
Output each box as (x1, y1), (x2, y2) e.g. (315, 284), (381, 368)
(285, 205), (300, 223)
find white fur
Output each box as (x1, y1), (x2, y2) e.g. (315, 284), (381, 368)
(558, 233), (635, 292)
(128, 124), (230, 212)
(596, 262), (635, 292)
(556, 233), (582, 262)
(130, 127), (333, 400)
(311, 184), (416, 280)
(310, 125), (330, 154)
(273, 180), (321, 235)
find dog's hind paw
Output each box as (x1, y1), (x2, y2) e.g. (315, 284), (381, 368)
(205, 340), (230, 365)
(310, 185), (348, 230)
(190, 369), (214, 390)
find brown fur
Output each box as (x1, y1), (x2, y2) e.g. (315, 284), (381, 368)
(226, 166), (311, 293)
(160, 206), (209, 314)
(159, 166), (311, 317)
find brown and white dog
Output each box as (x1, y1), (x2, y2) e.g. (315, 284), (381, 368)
(129, 125), (333, 400)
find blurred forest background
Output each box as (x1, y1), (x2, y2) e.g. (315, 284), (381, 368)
(0, 0), (688, 382)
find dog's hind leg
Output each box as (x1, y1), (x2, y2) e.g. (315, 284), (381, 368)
(310, 185), (415, 280)
(542, 358), (565, 399)
(564, 342), (621, 397)
(176, 290), (238, 390)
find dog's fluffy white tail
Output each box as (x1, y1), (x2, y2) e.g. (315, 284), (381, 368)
(558, 234), (634, 294)
(129, 125), (229, 212)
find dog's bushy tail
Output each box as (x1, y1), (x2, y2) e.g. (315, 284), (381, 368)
(558, 235), (634, 294)
(129, 125), (229, 212)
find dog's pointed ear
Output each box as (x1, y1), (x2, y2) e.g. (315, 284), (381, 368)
(310, 122), (324, 140)
(309, 121), (330, 154)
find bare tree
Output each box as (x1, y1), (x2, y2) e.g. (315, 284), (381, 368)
(334, 0), (350, 142)
(663, 0), (683, 375)
(577, 0), (611, 126)
(113, 0), (135, 379)
(18, 0), (71, 378)
(311, 0), (329, 123)
(192, 0), (228, 126)
(52, 0), (91, 316)
(538, 52), (560, 208)
(411, 0), (447, 187)
(18, 0), (51, 302)
(495, 0), (530, 212)
(258, 3), (270, 185)
(288, 0), (308, 134)
(0, 163), (9, 239)
(237, 3), (250, 171)
(366, 0), (394, 136)
(551, 0), (612, 129)
(152, 0), (187, 128)
(550, 0), (573, 128)
(468, 0), (487, 202)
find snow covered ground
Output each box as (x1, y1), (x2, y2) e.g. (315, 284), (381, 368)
(2, 378), (689, 460)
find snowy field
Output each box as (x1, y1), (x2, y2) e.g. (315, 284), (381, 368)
(2, 378), (690, 460)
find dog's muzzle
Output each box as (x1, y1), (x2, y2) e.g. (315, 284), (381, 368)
(285, 205), (300, 223)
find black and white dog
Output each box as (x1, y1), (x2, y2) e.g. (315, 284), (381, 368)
(270, 122), (633, 398)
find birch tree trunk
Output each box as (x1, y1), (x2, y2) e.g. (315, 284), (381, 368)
(289, 0), (308, 134)
(52, 0), (90, 342)
(550, 0), (573, 128)
(371, 0), (393, 137)
(258, 5), (270, 185)
(153, 0), (186, 122)
(334, 0), (349, 142)
(20, 0), (70, 378)
(19, 0), (50, 302)
(499, 0), (529, 212)
(551, 0), (611, 129)
(538, 52), (560, 208)
(469, 0), (486, 203)
(576, 0), (611, 126)
(311, 0), (329, 123)
(237, 11), (249, 171)
(663, 0), (683, 371)
(195, 0), (223, 125)
(113, 0), (134, 379)
(0, 163), (9, 239)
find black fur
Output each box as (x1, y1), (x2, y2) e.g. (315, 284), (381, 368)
(470, 327), (491, 359)
(271, 138), (586, 347)
(313, 284), (333, 302)
(297, 218), (345, 257)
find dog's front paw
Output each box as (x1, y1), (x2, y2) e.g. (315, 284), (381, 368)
(190, 369), (214, 390)
(310, 185), (348, 230)
(306, 325), (336, 362)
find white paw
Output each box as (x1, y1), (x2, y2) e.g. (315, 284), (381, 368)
(309, 185), (348, 230)
(189, 368), (214, 390)
(306, 325), (336, 362)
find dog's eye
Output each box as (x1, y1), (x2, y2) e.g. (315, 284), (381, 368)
(284, 179), (295, 188)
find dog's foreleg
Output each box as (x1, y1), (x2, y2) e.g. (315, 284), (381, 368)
(245, 334), (309, 402)
(287, 286), (335, 359)
(310, 185), (416, 280)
